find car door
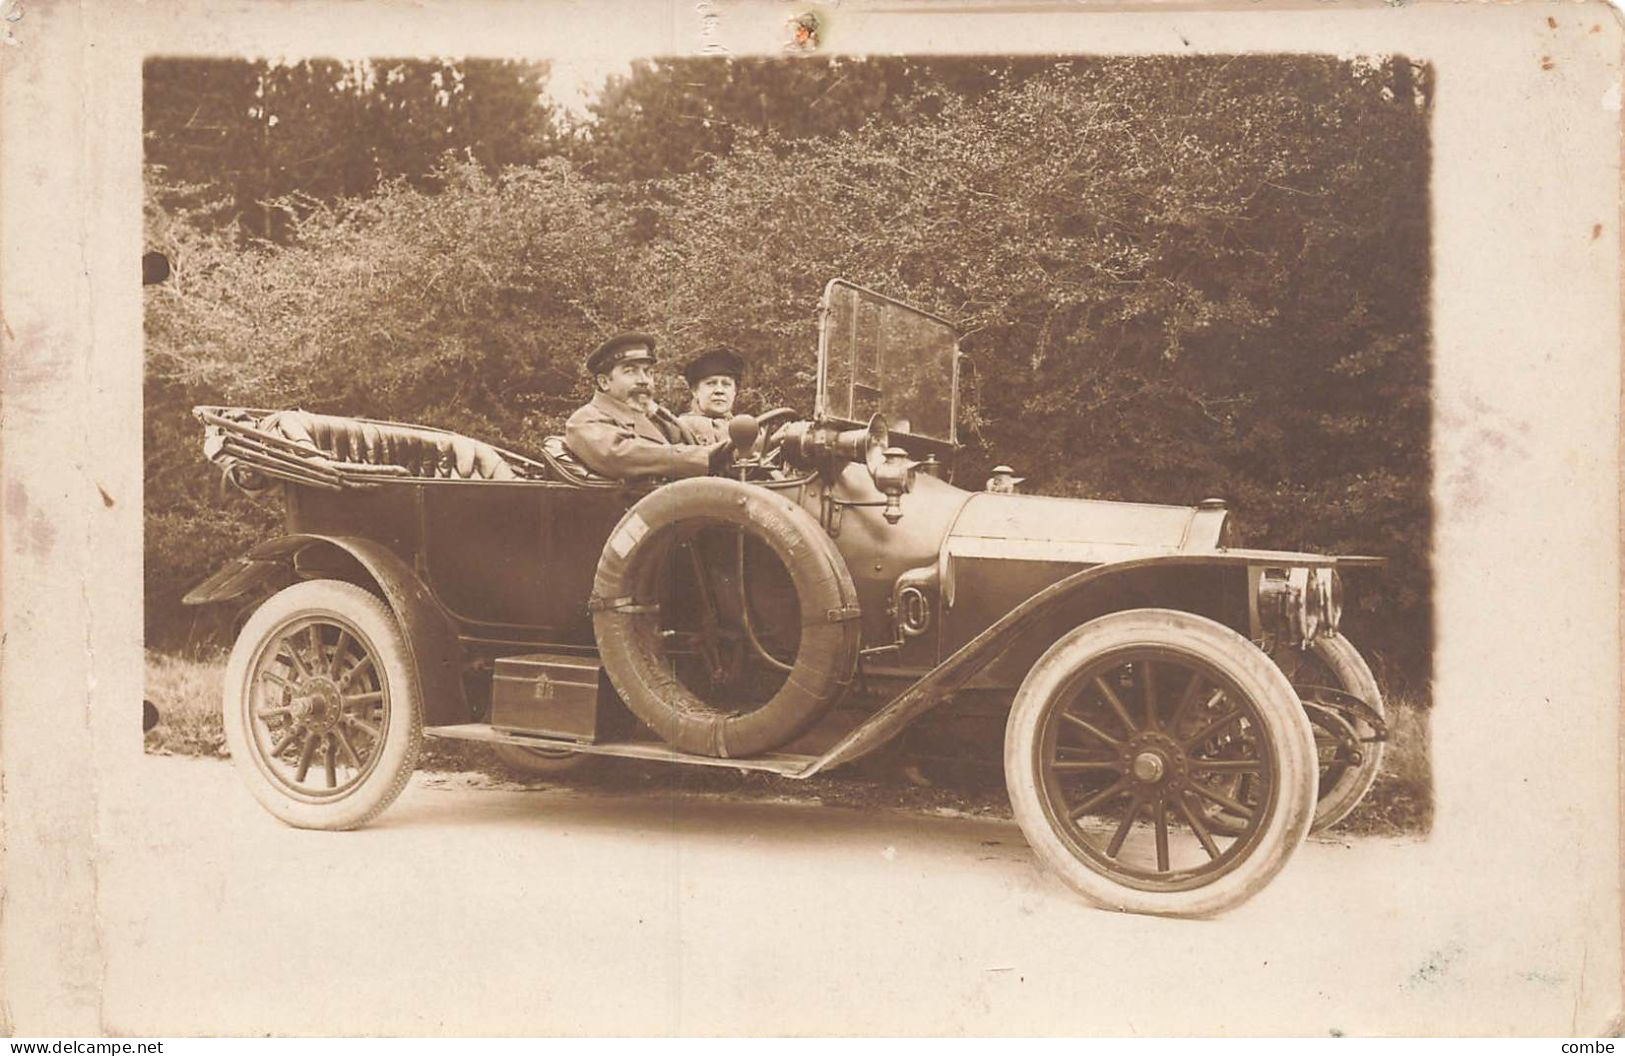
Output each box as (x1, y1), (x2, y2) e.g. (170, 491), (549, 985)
(419, 481), (629, 646)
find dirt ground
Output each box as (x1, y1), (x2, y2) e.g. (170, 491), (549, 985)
(82, 755), (1569, 1036)
(417, 733), (1430, 838)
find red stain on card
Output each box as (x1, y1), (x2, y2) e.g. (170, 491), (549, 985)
(4, 479), (56, 556)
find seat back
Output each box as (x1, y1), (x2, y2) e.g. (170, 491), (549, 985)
(263, 410), (517, 480)
(541, 435), (616, 484)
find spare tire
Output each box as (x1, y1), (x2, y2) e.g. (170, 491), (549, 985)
(591, 477), (861, 758)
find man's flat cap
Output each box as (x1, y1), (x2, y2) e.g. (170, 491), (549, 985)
(682, 346), (746, 386)
(586, 332), (658, 375)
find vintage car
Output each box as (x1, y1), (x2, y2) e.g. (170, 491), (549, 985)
(185, 279), (1387, 917)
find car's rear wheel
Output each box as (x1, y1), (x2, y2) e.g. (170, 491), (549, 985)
(491, 742), (597, 777)
(1004, 609), (1318, 917)
(222, 579), (421, 830)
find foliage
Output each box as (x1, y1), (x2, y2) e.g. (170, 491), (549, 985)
(144, 57), (559, 241)
(144, 55), (1431, 684)
(608, 56), (1432, 678)
(579, 55), (1007, 181)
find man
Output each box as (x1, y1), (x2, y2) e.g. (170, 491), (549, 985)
(677, 346), (746, 445)
(985, 464), (1026, 494)
(564, 332), (731, 479)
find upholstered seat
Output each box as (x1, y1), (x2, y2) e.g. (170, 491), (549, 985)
(263, 410), (517, 480)
(541, 435), (615, 484)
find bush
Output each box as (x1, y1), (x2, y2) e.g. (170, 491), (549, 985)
(146, 56), (1431, 686)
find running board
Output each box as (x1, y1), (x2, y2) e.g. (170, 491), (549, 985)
(425, 723), (818, 777)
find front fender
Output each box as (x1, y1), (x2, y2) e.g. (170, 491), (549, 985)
(807, 550), (1374, 775)
(186, 534), (470, 726)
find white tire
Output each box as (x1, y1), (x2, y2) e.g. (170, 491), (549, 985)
(1279, 635), (1387, 833)
(1004, 609), (1318, 918)
(222, 579), (421, 830)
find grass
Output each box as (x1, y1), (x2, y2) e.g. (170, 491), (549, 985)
(145, 649), (1432, 836)
(1348, 691), (1433, 837)
(145, 647), (230, 758)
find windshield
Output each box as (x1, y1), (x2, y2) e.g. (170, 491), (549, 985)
(816, 279), (959, 444)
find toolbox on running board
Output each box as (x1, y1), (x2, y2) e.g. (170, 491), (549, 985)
(489, 652), (630, 743)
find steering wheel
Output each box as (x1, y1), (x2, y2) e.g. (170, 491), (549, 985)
(753, 407), (799, 435)
(718, 409), (799, 477)
(757, 408), (800, 472)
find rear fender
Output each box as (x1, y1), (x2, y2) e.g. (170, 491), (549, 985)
(181, 553), (290, 608)
(187, 534), (470, 726)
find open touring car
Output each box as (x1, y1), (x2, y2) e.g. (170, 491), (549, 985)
(184, 279), (1387, 917)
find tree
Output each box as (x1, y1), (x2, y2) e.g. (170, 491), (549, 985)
(143, 57), (562, 241)
(614, 56), (1431, 677)
(145, 55), (1432, 684)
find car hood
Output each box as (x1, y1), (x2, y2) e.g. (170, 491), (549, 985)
(944, 492), (1227, 566)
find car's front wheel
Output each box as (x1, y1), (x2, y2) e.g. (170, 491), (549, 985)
(1278, 634), (1387, 833)
(1004, 609), (1318, 917)
(222, 578), (421, 830)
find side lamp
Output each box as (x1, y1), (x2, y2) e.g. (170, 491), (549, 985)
(874, 446), (917, 524)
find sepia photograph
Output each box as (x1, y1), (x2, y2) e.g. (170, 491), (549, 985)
(2, 0), (1620, 1039)
(142, 48), (1432, 915)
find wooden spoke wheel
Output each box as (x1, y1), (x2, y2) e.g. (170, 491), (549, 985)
(222, 579), (421, 830)
(1005, 609), (1317, 917)
(1278, 635), (1387, 833)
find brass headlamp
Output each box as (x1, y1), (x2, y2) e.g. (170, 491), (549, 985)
(1255, 566), (1343, 645)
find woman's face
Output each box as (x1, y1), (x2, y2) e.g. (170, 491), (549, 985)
(690, 374), (738, 418)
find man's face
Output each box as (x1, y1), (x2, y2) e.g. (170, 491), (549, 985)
(690, 374), (737, 418)
(598, 359), (655, 408)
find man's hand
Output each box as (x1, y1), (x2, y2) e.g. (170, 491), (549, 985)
(707, 440), (734, 475)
